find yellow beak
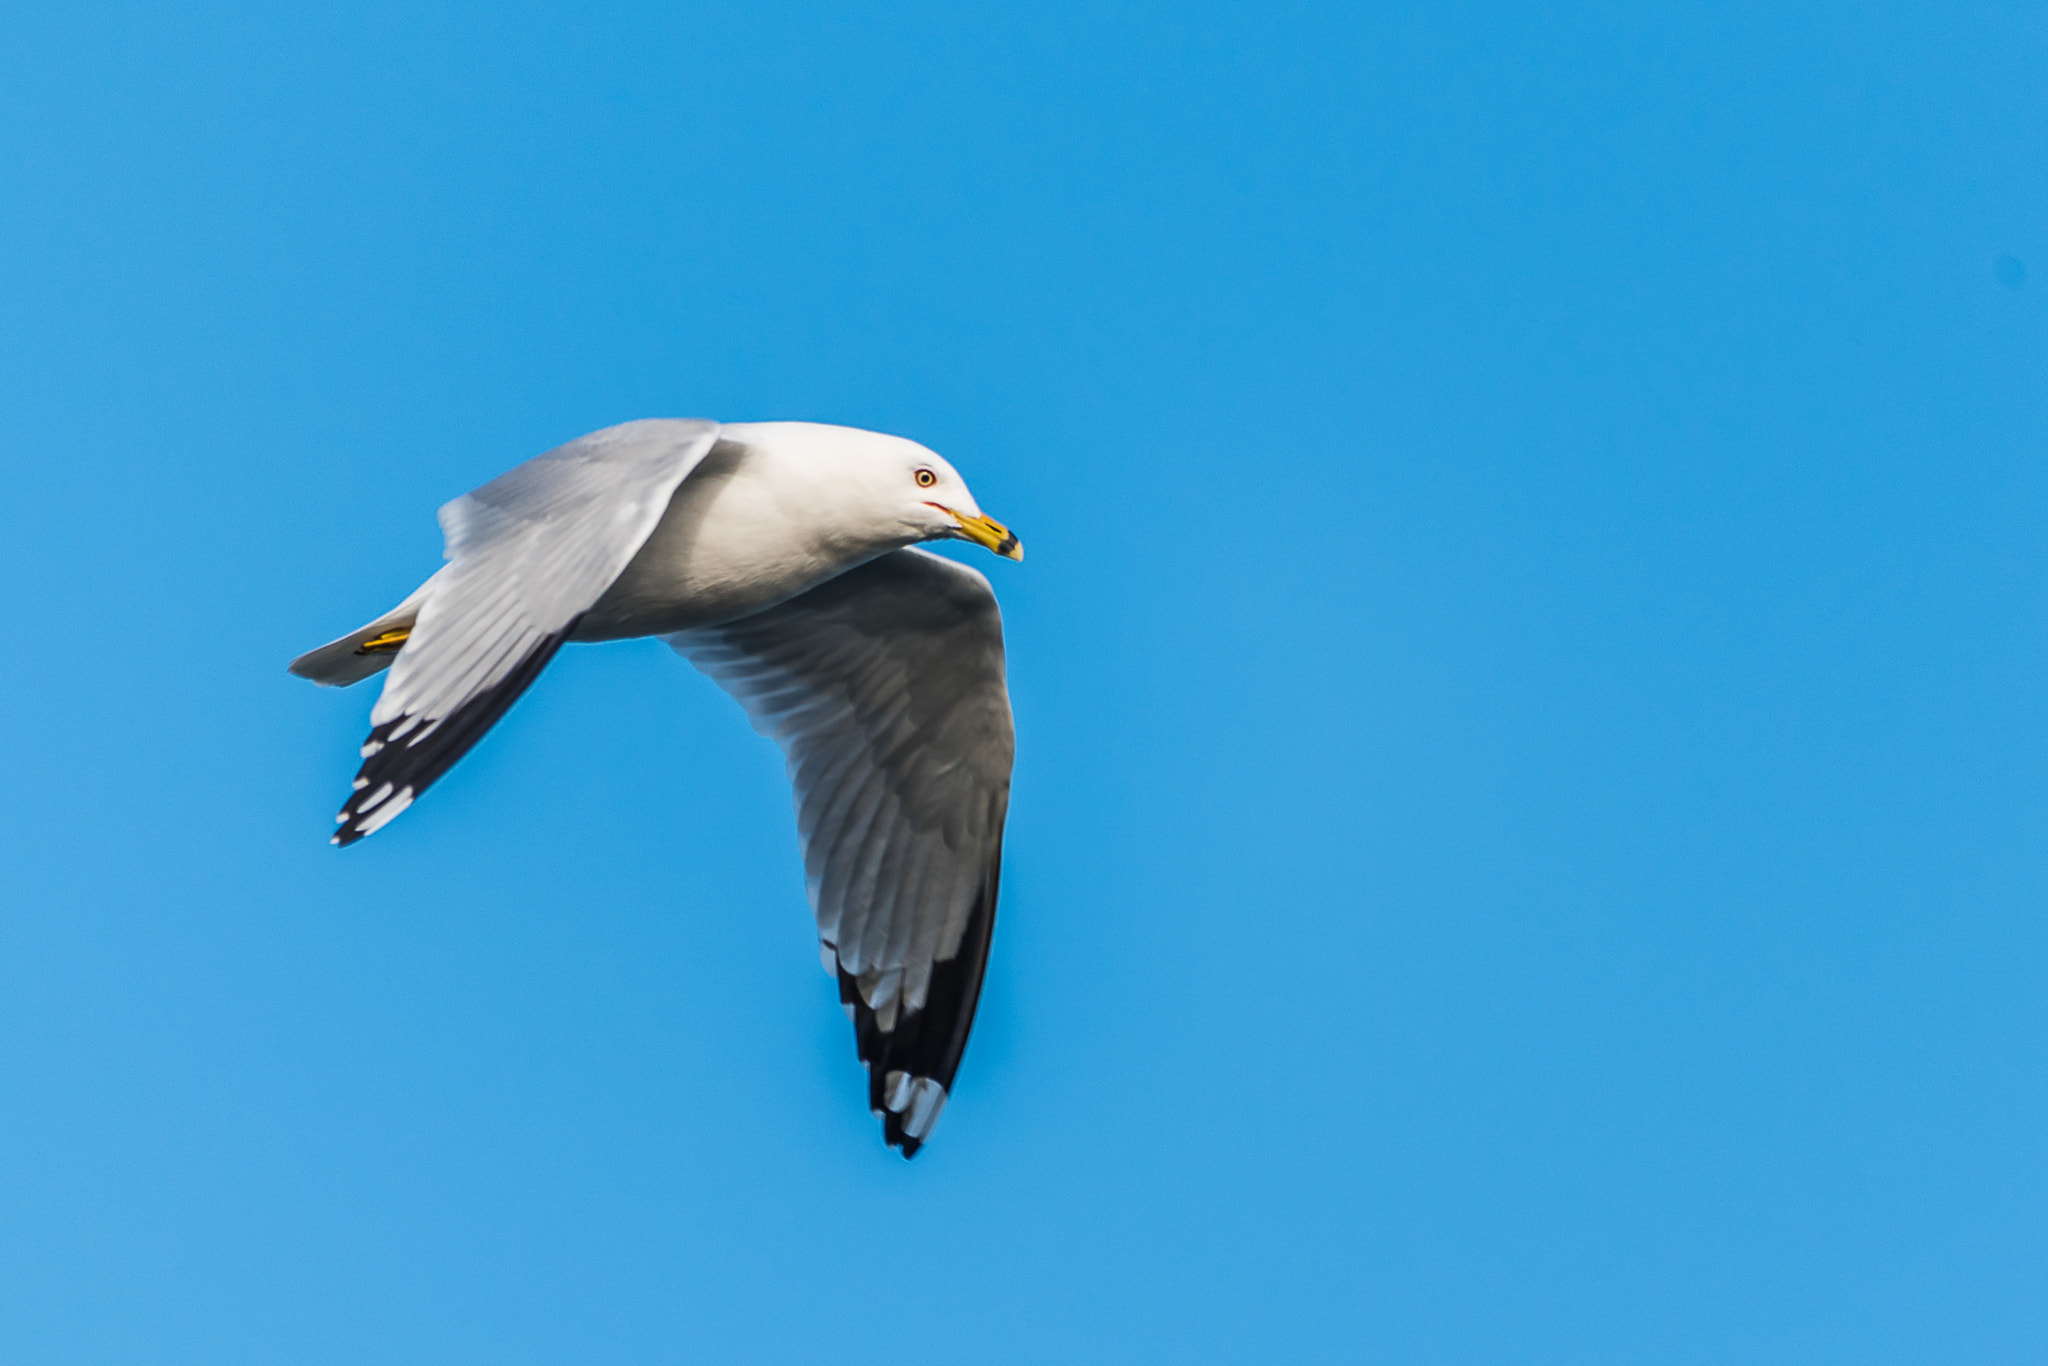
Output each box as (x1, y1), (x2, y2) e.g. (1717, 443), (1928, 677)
(935, 505), (1023, 561)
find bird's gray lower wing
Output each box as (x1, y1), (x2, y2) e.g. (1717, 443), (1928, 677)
(668, 547), (1014, 1156)
(336, 419), (721, 844)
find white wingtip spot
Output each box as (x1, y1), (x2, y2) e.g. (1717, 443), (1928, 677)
(352, 786), (414, 837)
(356, 782), (395, 813)
(903, 1078), (947, 1140)
(359, 739), (385, 758)
(884, 1070), (915, 1113)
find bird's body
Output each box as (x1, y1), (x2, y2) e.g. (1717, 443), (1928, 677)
(574, 422), (969, 639)
(290, 419), (1022, 1156)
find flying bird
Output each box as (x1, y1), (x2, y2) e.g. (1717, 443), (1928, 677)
(289, 420), (1021, 1156)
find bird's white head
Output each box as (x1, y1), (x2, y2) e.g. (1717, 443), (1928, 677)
(723, 421), (1023, 564)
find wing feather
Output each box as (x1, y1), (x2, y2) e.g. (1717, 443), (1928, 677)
(669, 547), (1014, 1156)
(331, 419), (720, 845)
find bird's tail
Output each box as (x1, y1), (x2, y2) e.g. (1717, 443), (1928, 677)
(286, 569), (444, 687)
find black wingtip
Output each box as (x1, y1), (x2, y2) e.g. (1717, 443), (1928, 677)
(837, 843), (1001, 1158)
(325, 621), (577, 848)
(880, 1105), (927, 1158)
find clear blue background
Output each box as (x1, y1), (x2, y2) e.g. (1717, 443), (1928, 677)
(2, 0), (2043, 1360)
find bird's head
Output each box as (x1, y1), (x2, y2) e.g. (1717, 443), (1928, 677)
(734, 422), (1024, 563)
(895, 448), (1023, 562)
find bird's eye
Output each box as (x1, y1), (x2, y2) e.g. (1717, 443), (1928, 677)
(914, 468), (937, 488)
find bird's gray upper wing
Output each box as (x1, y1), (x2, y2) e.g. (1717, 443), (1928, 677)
(336, 418), (721, 844)
(667, 547), (1015, 1156)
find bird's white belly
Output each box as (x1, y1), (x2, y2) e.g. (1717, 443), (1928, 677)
(571, 441), (857, 641)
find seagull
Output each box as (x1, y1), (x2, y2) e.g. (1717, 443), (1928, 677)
(289, 419), (1021, 1157)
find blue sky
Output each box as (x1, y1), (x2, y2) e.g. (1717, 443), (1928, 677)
(3, 0), (2044, 1361)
